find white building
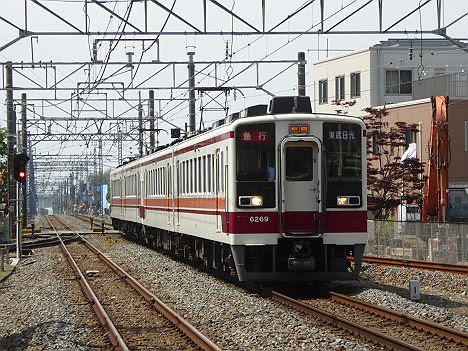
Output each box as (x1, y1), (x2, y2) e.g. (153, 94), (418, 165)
(313, 39), (468, 116)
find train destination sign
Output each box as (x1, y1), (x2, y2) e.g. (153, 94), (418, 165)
(239, 130), (270, 143)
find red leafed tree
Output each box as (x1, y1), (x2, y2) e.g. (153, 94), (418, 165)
(363, 107), (425, 219)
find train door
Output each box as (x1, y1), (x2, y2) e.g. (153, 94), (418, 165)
(280, 137), (321, 235)
(167, 165), (172, 225)
(139, 171), (145, 220)
(215, 149), (221, 232)
(120, 177), (124, 217)
(176, 161), (180, 227)
(122, 175), (126, 217)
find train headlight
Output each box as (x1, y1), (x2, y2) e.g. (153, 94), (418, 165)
(337, 196), (361, 206)
(251, 196), (263, 207)
(337, 196), (349, 206)
(239, 196), (263, 207)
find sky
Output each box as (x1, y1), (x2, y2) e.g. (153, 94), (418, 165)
(1, 0), (468, 192)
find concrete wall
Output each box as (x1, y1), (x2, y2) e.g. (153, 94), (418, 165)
(313, 49), (371, 116)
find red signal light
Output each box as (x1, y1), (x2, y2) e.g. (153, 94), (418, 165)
(13, 153), (29, 183)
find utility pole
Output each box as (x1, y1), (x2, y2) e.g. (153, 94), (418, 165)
(21, 93), (28, 229)
(298, 52), (306, 96)
(138, 91), (143, 157)
(188, 49), (196, 133)
(117, 126), (123, 165)
(27, 142), (37, 217)
(149, 90), (155, 151)
(5, 62), (17, 241)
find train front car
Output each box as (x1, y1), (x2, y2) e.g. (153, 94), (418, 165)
(229, 96), (367, 282)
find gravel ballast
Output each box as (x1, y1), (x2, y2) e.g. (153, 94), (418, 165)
(0, 247), (110, 350)
(84, 234), (378, 350)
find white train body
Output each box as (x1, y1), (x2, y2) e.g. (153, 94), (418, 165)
(110, 97), (367, 281)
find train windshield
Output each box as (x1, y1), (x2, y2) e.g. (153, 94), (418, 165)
(323, 122), (363, 208)
(323, 122), (362, 181)
(236, 123), (276, 208)
(236, 123), (276, 182)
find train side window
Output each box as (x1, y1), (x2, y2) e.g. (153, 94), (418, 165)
(212, 154), (215, 194)
(202, 156), (206, 193)
(220, 151), (224, 193)
(195, 158), (198, 193)
(207, 154), (211, 194)
(167, 166), (172, 196)
(198, 156), (202, 193)
(164, 167), (167, 195)
(157, 169), (160, 195)
(189, 160), (191, 194)
(182, 162), (186, 195)
(189, 160), (193, 194)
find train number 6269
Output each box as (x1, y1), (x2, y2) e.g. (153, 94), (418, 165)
(249, 216), (269, 223)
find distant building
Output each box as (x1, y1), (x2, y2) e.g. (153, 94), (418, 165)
(372, 98), (468, 222)
(313, 39), (468, 115)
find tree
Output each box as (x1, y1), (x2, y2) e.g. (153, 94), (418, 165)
(364, 107), (425, 219)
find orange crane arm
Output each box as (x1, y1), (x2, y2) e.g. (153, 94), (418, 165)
(422, 96), (449, 222)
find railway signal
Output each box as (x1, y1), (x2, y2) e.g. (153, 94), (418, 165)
(13, 153), (29, 183)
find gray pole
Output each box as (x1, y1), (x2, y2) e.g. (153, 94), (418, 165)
(5, 62), (17, 241)
(298, 52), (306, 96)
(149, 90), (155, 151)
(28, 142), (37, 217)
(21, 93), (28, 229)
(188, 50), (196, 132)
(138, 91), (143, 157)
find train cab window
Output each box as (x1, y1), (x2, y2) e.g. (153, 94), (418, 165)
(323, 122), (363, 208)
(286, 147), (313, 181)
(236, 123), (276, 208)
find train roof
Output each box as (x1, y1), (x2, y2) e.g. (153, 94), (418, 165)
(111, 96), (364, 175)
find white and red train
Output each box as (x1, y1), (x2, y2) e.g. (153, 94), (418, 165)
(110, 96), (367, 282)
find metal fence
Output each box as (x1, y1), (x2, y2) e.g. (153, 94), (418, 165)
(366, 220), (468, 265)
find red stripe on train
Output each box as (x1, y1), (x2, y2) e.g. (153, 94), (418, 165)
(112, 206), (366, 234)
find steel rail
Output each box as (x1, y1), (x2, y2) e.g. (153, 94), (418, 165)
(4, 236), (79, 251)
(349, 255), (468, 275)
(49, 216), (129, 351)
(54, 215), (221, 351)
(269, 290), (424, 351)
(330, 292), (468, 347)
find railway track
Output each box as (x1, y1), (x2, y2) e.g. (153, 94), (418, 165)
(49, 215), (220, 351)
(348, 255), (468, 275)
(267, 288), (468, 351)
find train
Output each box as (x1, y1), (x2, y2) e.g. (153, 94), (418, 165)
(110, 96), (367, 282)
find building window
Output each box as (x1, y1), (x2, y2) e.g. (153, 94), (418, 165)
(350, 72), (361, 98)
(405, 130), (417, 148)
(335, 75), (345, 101)
(372, 133), (380, 155)
(434, 67), (446, 76)
(386, 69), (412, 94)
(319, 79), (328, 104)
